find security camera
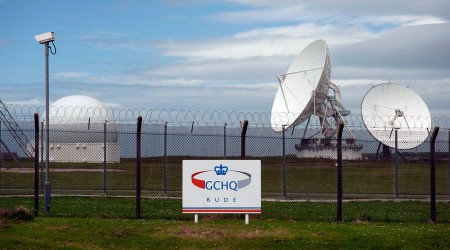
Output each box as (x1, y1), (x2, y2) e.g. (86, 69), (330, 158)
(34, 32), (55, 44)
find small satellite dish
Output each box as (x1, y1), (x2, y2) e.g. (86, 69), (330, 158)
(361, 83), (431, 149)
(271, 39), (331, 132)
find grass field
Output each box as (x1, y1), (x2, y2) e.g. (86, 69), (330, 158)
(1, 156), (449, 199)
(1, 196), (450, 222)
(1, 217), (450, 249)
(1, 195), (450, 248)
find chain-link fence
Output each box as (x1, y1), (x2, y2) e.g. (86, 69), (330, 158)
(1, 104), (450, 221)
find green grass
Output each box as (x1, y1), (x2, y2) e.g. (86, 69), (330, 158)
(1, 217), (449, 249)
(1, 196), (450, 223)
(1, 157), (449, 198)
(1, 196), (449, 249)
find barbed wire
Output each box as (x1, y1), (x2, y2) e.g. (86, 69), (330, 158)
(2, 104), (449, 129)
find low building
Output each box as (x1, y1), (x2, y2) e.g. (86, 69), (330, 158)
(41, 95), (120, 163)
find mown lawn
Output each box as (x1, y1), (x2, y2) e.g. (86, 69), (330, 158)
(1, 195), (449, 249)
(1, 196), (450, 222)
(1, 157), (449, 198)
(1, 217), (449, 249)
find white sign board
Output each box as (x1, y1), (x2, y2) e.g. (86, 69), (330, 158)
(182, 160), (261, 214)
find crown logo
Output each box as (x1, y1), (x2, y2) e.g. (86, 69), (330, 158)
(214, 164), (228, 175)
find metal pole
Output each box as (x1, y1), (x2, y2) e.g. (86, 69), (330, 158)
(395, 128), (399, 198)
(44, 42), (51, 214)
(430, 126), (439, 223)
(103, 121), (107, 194)
(34, 113), (39, 216)
(40, 121), (44, 193)
(224, 123), (227, 159)
(164, 122), (168, 196)
(448, 130), (450, 200)
(337, 123), (344, 222)
(136, 116), (142, 219)
(282, 124), (287, 198)
(0, 121), (2, 192)
(375, 142), (381, 161)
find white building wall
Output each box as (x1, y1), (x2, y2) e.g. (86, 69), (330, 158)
(46, 143), (120, 163)
(296, 147), (362, 160)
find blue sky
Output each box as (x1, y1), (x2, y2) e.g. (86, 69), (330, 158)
(1, 0), (450, 116)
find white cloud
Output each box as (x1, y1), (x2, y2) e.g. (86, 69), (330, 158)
(102, 102), (122, 108)
(53, 72), (93, 79)
(331, 79), (384, 87)
(366, 15), (446, 27)
(152, 14), (446, 64)
(211, 4), (326, 23)
(332, 23), (450, 70)
(74, 30), (149, 51)
(153, 24), (376, 61)
(213, 1), (447, 28)
(333, 67), (450, 82)
(4, 98), (44, 106)
(225, 0), (450, 20)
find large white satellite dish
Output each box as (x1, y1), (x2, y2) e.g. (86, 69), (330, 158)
(271, 39), (331, 132)
(270, 39), (360, 160)
(361, 83), (431, 149)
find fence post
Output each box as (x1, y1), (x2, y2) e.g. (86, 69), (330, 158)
(282, 124), (287, 198)
(224, 123), (227, 159)
(430, 126), (439, 223)
(136, 116), (142, 219)
(0, 120), (2, 192)
(103, 121), (107, 194)
(395, 128), (399, 198)
(34, 113), (39, 216)
(164, 122), (168, 196)
(240, 120), (248, 159)
(337, 123), (344, 222)
(383, 144), (390, 162)
(240, 120), (248, 220)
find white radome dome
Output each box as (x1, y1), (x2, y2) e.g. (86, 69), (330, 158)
(43, 95), (118, 143)
(45, 95), (114, 124)
(37, 95), (120, 163)
(52, 95), (105, 107)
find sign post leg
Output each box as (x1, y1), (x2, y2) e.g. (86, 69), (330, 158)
(194, 214), (198, 224)
(245, 214), (249, 224)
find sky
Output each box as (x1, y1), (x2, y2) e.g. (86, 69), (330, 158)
(1, 0), (449, 117)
